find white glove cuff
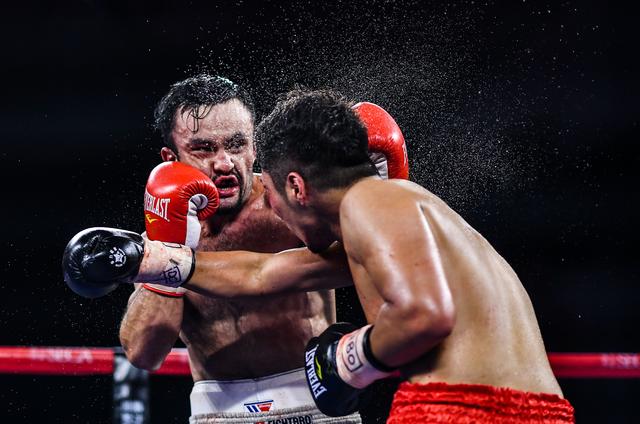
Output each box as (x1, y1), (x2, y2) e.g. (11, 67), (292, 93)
(369, 152), (389, 179)
(184, 194), (208, 249)
(335, 325), (394, 389)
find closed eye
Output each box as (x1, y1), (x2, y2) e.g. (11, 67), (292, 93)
(225, 133), (248, 152)
(189, 139), (215, 152)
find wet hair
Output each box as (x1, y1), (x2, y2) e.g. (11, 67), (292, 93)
(256, 89), (376, 193)
(153, 74), (255, 148)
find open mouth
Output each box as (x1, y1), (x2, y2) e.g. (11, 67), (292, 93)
(214, 176), (240, 198)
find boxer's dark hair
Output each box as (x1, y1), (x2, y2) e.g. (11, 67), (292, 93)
(154, 74), (255, 148)
(256, 89), (376, 194)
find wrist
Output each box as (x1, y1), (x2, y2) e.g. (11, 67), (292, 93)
(137, 240), (195, 288)
(361, 325), (396, 372)
(335, 324), (396, 389)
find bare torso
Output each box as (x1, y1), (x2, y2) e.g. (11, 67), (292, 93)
(344, 179), (562, 396)
(183, 175), (335, 381)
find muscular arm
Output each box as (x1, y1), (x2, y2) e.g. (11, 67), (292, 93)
(119, 284), (183, 371)
(183, 242), (353, 298)
(341, 180), (455, 368)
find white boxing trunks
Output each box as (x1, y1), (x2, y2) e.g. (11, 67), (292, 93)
(189, 367), (362, 423)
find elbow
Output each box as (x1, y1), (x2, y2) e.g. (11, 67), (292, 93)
(123, 344), (164, 371)
(397, 296), (456, 343)
(120, 335), (164, 371)
(131, 358), (162, 372)
(429, 302), (455, 339)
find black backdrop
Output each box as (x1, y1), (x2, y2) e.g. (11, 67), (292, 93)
(2, 0), (639, 422)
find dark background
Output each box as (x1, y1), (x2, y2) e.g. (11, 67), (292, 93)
(2, 0), (639, 422)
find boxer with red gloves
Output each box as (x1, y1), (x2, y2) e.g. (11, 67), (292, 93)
(117, 76), (360, 424)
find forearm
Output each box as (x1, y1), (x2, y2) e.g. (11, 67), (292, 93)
(183, 245), (352, 298)
(368, 301), (454, 368)
(119, 285), (183, 371)
(183, 250), (269, 297)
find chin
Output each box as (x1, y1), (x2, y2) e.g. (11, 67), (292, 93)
(216, 196), (244, 215)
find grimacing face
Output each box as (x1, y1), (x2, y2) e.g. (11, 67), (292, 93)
(168, 99), (255, 213)
(261, 172), (337, 253)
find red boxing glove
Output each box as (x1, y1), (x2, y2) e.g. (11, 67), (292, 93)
(142, 161), (219, 297)
(144, 161), (219, 247)
(353, 102), (409, 180)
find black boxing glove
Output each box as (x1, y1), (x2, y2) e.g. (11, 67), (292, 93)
(304, 323), (396, 417)
(62, 227), (195, 299)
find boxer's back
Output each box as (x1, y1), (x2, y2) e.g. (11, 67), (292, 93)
(182, 175), (335, 381)
(348, 178), (562, 396)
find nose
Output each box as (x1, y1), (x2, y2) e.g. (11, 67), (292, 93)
(211, 149), (234, 174)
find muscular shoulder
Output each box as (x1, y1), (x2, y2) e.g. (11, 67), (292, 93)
(340, 178), (423, 220)
(339, 178), (430, 260)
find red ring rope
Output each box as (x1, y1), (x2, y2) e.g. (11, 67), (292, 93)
(1, 346), (639, 378)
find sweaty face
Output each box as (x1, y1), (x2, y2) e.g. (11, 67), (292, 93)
(170, 99), (255, 213)
(261, 172), (336, 253)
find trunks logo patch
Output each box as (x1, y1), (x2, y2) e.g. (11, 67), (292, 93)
(244, 399), (273, 413)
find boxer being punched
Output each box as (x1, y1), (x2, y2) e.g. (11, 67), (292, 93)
(117, 75), (362, 423)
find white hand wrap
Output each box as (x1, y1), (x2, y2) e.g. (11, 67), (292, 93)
(335, 325), (395, 389)
(137, 240), (194, 288)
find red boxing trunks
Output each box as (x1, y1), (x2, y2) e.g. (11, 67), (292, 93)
(387, 382), (575, 423)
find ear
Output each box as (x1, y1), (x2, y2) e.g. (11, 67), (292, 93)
(161, 147), (177, 162)
(285, 172), (308, 207)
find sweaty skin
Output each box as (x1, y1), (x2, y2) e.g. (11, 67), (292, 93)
(185, 176), (563, 396)
(124, 180), (334, 379)
(192, 178), (335, 379)
(339, 178), (562, 395)
(119, 100), (336, 380)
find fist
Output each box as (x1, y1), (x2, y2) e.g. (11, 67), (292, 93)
(62, 227), (145, 298)
(353, 102), (409, 180)
(304, 322), (363, 416)
(144, 161), (219, 248)
(62, 227), (195, 299)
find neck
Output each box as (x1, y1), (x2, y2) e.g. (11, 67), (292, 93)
(206, 212), (237, 232)
(315, 176), (382, 242)
(314, 186), (349, 242)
